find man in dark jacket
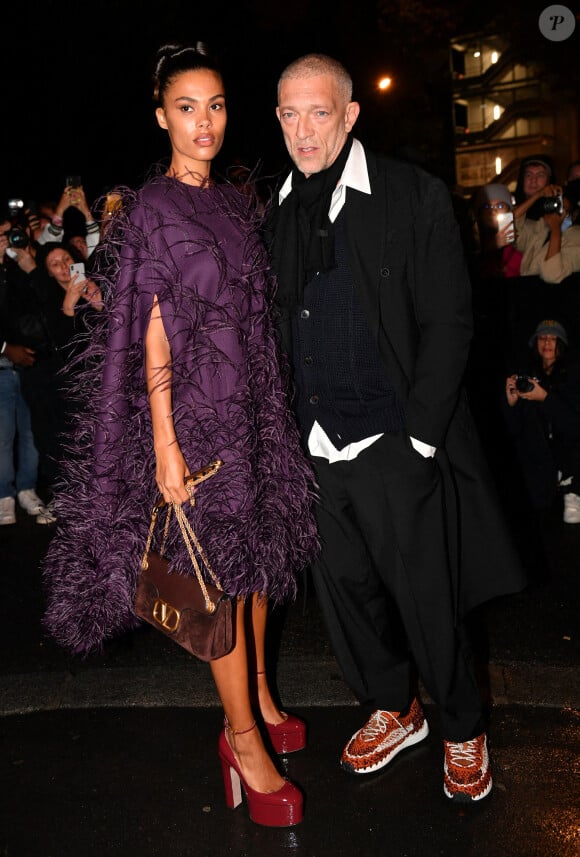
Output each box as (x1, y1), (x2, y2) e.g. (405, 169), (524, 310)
(267, 53), (527, 803)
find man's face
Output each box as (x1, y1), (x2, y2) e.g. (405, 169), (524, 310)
(276, 73), (360, 178)
(523, 164), (549, 198)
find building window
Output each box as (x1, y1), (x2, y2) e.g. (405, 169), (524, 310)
(454, 102), (468, 131)
(451, 48), (465, 78)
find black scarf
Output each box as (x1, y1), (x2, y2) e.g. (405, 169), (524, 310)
(266, 136), (354, 311)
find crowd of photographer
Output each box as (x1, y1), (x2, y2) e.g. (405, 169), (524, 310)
(467, 157), (580, 523)
(470, 159), (580, 285)
(0, 178), (104, 525)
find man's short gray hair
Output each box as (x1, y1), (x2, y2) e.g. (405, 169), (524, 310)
(277, 54), (353, 104)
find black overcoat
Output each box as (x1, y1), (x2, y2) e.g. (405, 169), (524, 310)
(338, 147), (527, 616)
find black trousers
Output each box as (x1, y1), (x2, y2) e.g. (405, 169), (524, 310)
(510, 406), (580, 510)
(309, 431), (483, 742)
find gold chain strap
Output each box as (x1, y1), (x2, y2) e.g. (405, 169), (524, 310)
(173, 503), (222, 614)
(141, 500), (174, 570)
(141, 501), (222, 614)
(140, 459), (224, 611)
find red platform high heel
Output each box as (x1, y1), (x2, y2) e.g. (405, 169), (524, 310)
(256, 671), (307, 754)
(218, 724), (304, 827)
(264, 712), (307, 754)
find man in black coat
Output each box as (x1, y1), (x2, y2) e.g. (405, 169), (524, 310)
(267, 53), (527, 803)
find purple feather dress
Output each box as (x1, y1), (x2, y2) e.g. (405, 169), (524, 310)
(42, 174), (319, 656)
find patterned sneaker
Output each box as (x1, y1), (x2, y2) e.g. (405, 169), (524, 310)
(340, 697), (429, 775)
(443, 733), (492, 802)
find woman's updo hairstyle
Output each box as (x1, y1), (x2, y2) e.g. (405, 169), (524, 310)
(153, 42), (221, 105)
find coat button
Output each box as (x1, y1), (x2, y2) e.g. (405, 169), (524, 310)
(309, 394), (319, 405)
(380, 267), (390, 277)
(301, 309), (310, 319)
(304, 356), (313, 365)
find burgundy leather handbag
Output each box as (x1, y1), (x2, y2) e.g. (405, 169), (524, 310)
(134, 460), (234, 662)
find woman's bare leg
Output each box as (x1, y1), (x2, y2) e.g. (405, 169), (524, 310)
(251, 593), (288, 725)
(210, 597), (284, 793)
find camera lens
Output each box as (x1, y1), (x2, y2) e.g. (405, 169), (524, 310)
(8, 227), (29, 249)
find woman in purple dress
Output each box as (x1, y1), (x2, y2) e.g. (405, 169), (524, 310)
(42, 43), (318, 828)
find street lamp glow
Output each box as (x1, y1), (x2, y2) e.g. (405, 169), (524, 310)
(378, 77), (392, 91)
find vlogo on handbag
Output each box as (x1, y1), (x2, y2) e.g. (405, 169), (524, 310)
(152, 598), (181, 632)
(133, 459), (234, 662)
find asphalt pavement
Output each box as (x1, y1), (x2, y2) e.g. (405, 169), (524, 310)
(0, 446), (579, 857)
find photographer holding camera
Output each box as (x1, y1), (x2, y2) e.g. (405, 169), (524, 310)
(514, 179), (580, 283)
(504, 319), (580, 521)
(513, 155), (556, 220)
(37, 179), (100, 259)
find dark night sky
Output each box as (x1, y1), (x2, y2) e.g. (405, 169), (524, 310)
(1, 0), (578, 209)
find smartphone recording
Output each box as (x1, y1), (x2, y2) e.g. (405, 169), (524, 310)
(495, 210), (515, 244)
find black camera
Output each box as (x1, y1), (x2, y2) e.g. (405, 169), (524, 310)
(6, 198), (30, 249)
(515, 375), (535, 393)
(8, 226), (29, 249)
(539, 194), (564, 215)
